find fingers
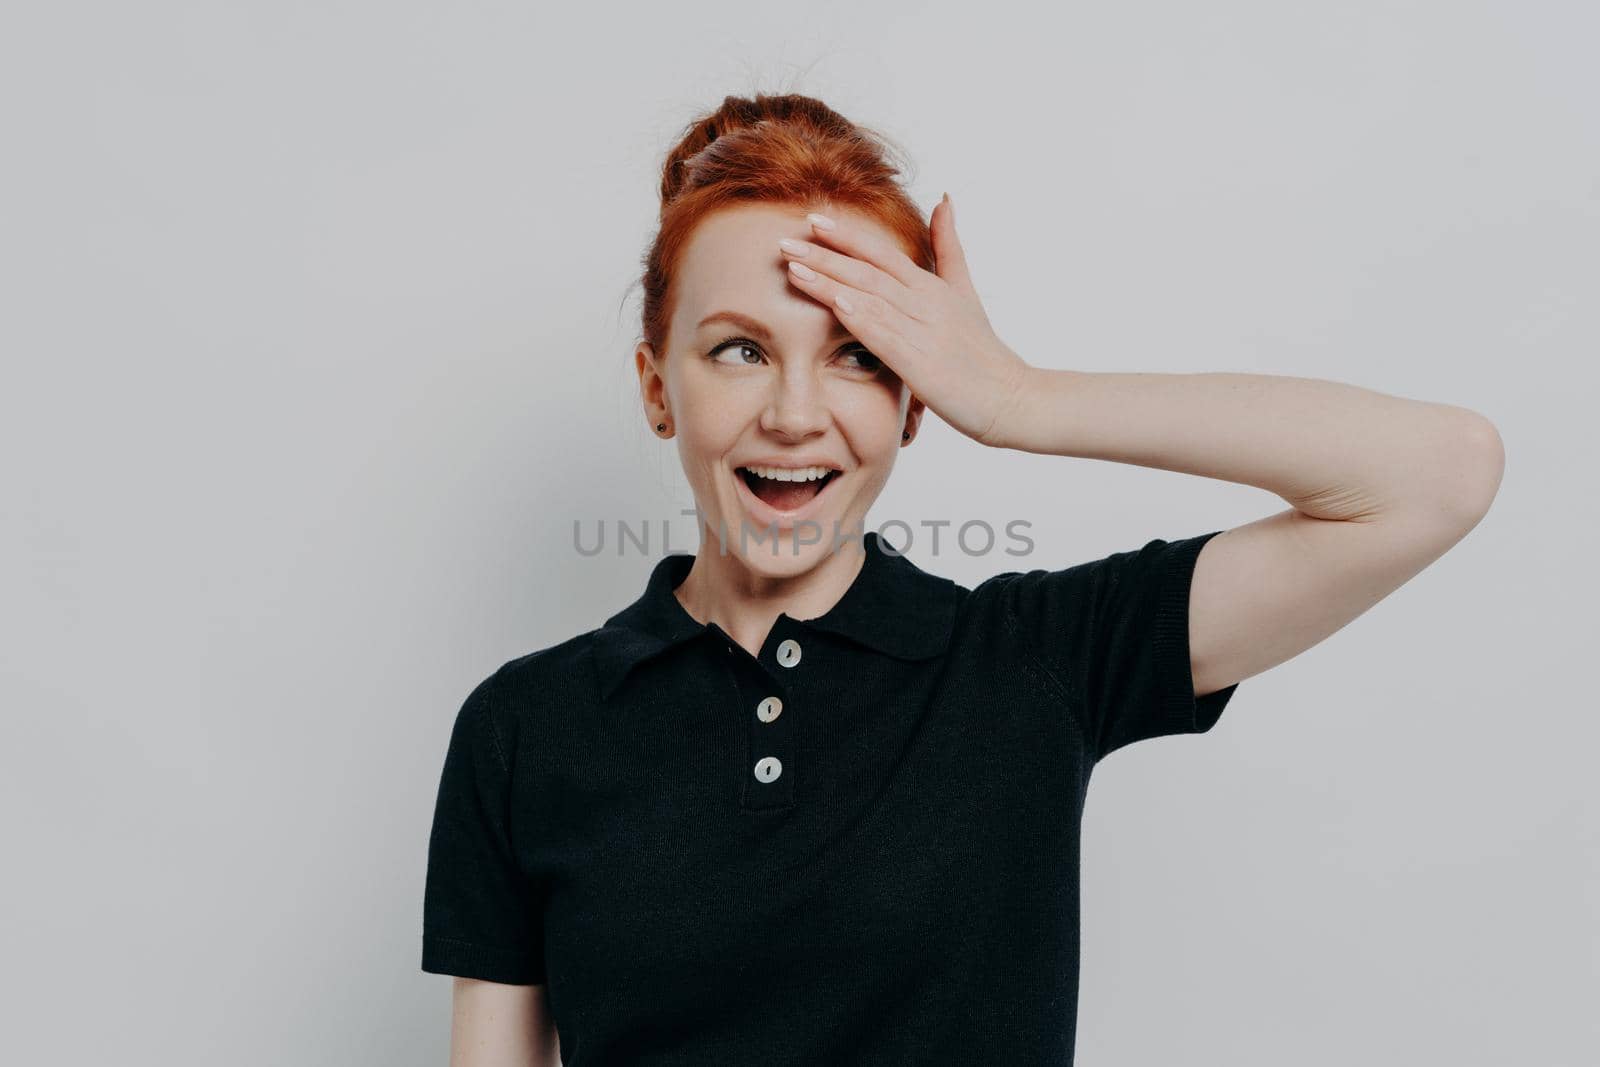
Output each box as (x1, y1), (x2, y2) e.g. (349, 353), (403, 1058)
(782, 256), (867, 319)
(782, 257), (916, 379)
(930, 194), (974, 294)
(777, 235), (918, 319)
(800, 211), (931, 290)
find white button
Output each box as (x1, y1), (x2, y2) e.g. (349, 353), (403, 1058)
(753, 756), (783, 782)
(776, 638), (802, 668)
(756, 696), (783, 722)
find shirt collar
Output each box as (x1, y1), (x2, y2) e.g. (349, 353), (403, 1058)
(591, 530), (961, 702)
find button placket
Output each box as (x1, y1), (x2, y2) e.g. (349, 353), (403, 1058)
(732, 623), (808, 810)
(755, 636), (802, 787)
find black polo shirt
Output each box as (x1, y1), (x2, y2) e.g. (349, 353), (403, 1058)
(422, 528), (1240, 1065)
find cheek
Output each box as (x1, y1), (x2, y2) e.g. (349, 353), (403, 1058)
(670, 408), (750, 498)
(829, 383), (905, 449)
(670, 372), (744, 446)
(675, 425), (729, 486)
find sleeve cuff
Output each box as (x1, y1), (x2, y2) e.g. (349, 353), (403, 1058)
(1149, 531), (1239, 738)
(422, 934), (545, 985)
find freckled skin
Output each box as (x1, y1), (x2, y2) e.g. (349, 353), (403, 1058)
(633, 202), (925, 651)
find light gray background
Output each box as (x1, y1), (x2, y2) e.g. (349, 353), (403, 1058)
(3, 2), (1593, 1064)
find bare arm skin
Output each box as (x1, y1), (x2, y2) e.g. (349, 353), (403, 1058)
(987, 368), (1506, 697)
(771, 208), (1504, 697)
(449, 978), (560, 1067)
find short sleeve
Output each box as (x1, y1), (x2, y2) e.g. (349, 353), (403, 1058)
(421, 668), (547, 984)
(985, 529), (1240, 764)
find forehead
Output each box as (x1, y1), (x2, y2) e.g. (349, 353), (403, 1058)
(673, 202), (901, 327)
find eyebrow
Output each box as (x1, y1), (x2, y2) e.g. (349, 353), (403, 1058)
(695, 310), (852, 343)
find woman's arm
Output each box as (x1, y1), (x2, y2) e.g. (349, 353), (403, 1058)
(985, 368), (1506, 696)
(450, 978), (560, 1067)
(774, 202), (1505, 698)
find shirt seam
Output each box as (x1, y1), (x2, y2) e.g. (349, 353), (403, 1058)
(996, 583), (1094, 759)
(481, 665), (512, 775)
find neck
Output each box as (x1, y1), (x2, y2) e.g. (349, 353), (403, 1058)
(673, 530), (868, 658)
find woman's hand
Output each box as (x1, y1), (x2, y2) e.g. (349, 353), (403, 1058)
(778, 194), (1034, 448)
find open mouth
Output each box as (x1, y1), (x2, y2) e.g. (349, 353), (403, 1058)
(736, 465), (842, 514)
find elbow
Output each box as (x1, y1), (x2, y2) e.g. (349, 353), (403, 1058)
(1436, 410), (1505, 530)
(1459, 411), (1505, 523)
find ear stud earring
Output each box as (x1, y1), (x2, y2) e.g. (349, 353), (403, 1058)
(902, 431), (910, 441)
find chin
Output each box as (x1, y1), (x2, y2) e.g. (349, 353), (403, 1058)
(701, 507), (857, 571)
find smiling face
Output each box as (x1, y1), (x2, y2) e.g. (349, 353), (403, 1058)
(636, 201), (925, 577)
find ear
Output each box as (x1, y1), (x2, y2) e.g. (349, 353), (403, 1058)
(636, 342), (668, 420)
(901, 393), (927, 445)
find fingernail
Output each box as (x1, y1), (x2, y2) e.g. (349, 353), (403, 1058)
(806, 212), (836, 231)
(778, 237), (809, 255)
(788, 260), (817, 280)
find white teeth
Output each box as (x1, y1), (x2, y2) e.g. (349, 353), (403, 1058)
(740, 464), (836, 482)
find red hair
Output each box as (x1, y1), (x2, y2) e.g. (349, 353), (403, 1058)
(637, 92), (932, 357)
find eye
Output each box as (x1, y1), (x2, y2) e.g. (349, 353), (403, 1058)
(705, 336), (881, 372)
(840, 346), (882, 372)
(707, 336), (765, 366)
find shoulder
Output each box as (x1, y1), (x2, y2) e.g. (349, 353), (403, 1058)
(950, 553), (1091, 634)
(496, 630), (598, 694)
(463, 630), (605, 747)
(940, 534), (1212, 680)
(957, 533), (1217, 624)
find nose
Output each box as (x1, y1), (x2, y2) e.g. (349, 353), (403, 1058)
(759, 366), (831, 440)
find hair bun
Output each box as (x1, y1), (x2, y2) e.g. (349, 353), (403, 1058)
(658, 92), (881, 207)
(636, 91), (930, 359)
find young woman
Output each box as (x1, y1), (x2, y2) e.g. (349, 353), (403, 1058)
(421, 92), (1503, 1066)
